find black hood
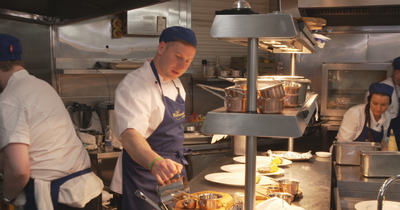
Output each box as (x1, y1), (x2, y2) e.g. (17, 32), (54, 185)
(0, 0), (169, 25)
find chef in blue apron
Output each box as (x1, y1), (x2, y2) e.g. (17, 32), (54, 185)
(381, 56), (400, 149)
(336, 83), (394, 150)
(114, 26), (197, 210)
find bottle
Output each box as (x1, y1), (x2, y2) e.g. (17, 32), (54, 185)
(104, 125), (113, 152)
(202, 60), (208, 78)
(215, 56), (222, 76)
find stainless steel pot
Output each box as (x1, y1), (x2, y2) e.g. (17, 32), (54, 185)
(198, 193), (223, 210)
(258, 98), (284, 114)
(258, 83), (285, 99)
(284, 94), (299, 107)
(197, 84), (246, 113)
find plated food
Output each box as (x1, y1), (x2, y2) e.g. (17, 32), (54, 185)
(220, 164), (285, 176)
(233, 156), (292, 166)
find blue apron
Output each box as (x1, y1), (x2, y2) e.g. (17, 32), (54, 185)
(354, 118), (384, 142)
(23, 168), (92, 210)
(122, 61), (191, 210)
(388, 78), (400, 147)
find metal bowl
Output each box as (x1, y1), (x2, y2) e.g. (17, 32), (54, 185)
(198, 193), (223, 209)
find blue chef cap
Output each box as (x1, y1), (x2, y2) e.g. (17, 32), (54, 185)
(0, 34), (23, 61)
(393, 56), (400, 71)
(159, 26), (197, 47)
(369, 82), (394, 96)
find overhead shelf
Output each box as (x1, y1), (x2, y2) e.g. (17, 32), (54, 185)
(201, 94), (318, 138)
(56, 69), (197, 75)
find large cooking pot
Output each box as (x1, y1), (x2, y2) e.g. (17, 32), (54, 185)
(197, 84), (247, 113)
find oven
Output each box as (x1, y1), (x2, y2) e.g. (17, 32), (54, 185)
(321, 63), (393, 117)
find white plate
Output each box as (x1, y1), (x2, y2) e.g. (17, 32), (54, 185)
(316, 151), (331, 158)
(233, 156), (292, 166)
(220, 164), (285, 176)
(205, 172), (276, 186)
(355, 200), (400, 210)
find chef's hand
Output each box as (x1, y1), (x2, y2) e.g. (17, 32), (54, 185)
(151, 158), (183, 184)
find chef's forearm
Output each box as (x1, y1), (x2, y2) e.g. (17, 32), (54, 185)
(120, 128), (160, 170)
(2, 144), (30, 200)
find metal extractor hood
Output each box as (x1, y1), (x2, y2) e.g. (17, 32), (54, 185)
(0, 0), (169, 25)
(282, 0), (400, 26)
(209, 11), (316, 54)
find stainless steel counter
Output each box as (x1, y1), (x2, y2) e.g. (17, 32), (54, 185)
(334, 164), (400, 210)
(188, 154), (332, 210)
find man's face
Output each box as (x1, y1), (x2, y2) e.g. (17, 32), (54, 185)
(157, 41), (196, 81)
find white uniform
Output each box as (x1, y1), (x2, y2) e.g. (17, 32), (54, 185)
(110, 58), (186, 194)
(0, 70), (103, 207)
(381, 76), (400, 119)
(336, 103), (390, 143)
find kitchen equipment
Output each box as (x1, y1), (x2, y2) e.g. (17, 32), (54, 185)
(68, 102), (92, 129)
(175, 191), (234, 210)
(135, 190), (163, 210)
(360, 151), (400, 177)
(316, 151), (331, 158)
(283, 81), (301, 94)
(284, 94), (299, 107)
(157, 176), (190, 204)
(258, 83), (285, 99)
(197, 84), (247, 113)
(257, 98), (284, 114)
(266, 185), (281, 194)
(333, 141), (381, 165)
(198, 193), (223, 209)
(276, 179), (300, 196)
(96, 101), (117, 140)
(231, 70), (242, 77)
(267, 192), (293, 205)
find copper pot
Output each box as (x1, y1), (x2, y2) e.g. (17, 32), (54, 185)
(258, 83), (285, 99)
(198, 193), (223, 210)
(258, 98), (284, 114)
(226, 97), (246, 113)
(283, 82), (301, 94)
(284, 94), (299, 107)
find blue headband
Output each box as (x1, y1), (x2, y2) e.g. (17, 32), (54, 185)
(159, 26), (197, 47)
(0, 34), (23, 61)
(369, 82), (394, 96)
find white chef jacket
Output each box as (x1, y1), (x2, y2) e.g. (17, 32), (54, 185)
(381, 76), (400, 119)
(110, 58), (186, 194)
(336, 103), (390, 143)
(0, 70), (103, 207)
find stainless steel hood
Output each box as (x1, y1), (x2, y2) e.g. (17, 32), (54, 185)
(210, 11), (316, 54)
(282, 0), (400, 26)
(0, 0), (169, 25)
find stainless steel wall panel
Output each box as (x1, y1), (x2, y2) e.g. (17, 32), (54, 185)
(367, 33), (400, 62)
(0, 18), (52, 83)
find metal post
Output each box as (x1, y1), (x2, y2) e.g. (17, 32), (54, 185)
(288, 53), (296, 151)
(244, 37), (259, 210)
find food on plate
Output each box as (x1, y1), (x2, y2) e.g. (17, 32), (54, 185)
(256, 174), (261, 184)
(257, 166), (271, 173)
(269, 163), (279, 173)
(271, 156), (282, 165)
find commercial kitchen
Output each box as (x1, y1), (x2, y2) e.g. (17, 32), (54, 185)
(1, 0), (400, 209)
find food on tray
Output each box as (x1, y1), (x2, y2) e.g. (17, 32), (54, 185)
(257, 166), (271, 173)
(270, 163), (279, 173)
(271, 156), (282, 165)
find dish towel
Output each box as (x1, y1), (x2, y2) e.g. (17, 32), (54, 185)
(34, 179), (54, 210)
(256, 197), (305, 210)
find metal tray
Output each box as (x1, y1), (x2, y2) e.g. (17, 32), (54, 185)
(333, 141), (381, 165)
(360, 151), (400, 177)
(261, 150), (312, 161)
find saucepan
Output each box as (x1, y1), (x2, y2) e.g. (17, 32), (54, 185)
(198, 193), (223, 210)
(258, 98), (284, 114)
(258, 83), (285, 99)
(197, 84), (247, 113)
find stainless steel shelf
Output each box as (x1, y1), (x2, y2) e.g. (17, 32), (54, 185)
(56, 69), (135, 74)
(56, 68), (197, 75)
(201, 94), (319, 138)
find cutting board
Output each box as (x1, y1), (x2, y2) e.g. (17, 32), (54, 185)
(175, 191), (233, 210)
